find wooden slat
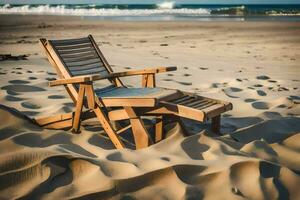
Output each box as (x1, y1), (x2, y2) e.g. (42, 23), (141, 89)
(186, 99), (209, 108)
(44, 119), (73, 129)
(68, 61), (103, 69)
(35, 112), (73, 126)
(101, 98), (156, 107)
(117, 124), (132, 134)
(62, 54), (99, 62)
(177, 97), (198, 106)
(70, 66), (108, 76)
(190, 99), (213, 109)
(69, 66), (107, 75)
(56, 43), (94, 51)
(50, 37), (91, 46)
(65, 58), (101, 67)
(60, 51), (98, 59)
(195, 101), (217, 110)
(170, 95), (191, 104)
(203, 104), (226, 116)
(59, 48), (95, 55)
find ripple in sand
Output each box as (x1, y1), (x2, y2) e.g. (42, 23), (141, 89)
(9, 80), (30, 84)
(21, 101), (41, 109)
(252, 101), (269, 110)
(48, 95), (66, 99)
(1, 85), (45, 92)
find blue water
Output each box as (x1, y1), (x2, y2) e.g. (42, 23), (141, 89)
(1, 3), (300, 21)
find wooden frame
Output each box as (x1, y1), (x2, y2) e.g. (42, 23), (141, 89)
(36, 35), (233, 149)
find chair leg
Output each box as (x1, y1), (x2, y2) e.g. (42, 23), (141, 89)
(125, 107), (152, 149)
(93, 107), (125, 149)
(211, 115), (221, 135)
(72, 85), (85, 133)
(155, 116), (163, 143)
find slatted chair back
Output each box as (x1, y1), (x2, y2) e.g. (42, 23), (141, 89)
(40, 35), (123, 104)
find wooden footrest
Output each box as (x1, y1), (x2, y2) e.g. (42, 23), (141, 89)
(160, 91), (232, 122)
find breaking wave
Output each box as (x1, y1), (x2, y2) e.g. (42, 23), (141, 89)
(0, 4), (299, 17)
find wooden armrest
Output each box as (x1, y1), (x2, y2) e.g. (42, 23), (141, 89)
(49, 75), (104, 87)
(110, 66), (177, 78)
(49, 66), (177, 87)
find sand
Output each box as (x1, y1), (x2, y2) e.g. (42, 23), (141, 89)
(0, 15), (300, 199)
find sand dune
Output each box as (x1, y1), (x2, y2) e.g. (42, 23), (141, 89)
(0, 105), (299, 199)
(0, 15), (300, 199)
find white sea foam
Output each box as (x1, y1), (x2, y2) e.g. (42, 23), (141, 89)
(157, 1), (175, 9)
(0, 4), (210, 16)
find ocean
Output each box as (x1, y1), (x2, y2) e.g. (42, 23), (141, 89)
(1, 2), (300, 21)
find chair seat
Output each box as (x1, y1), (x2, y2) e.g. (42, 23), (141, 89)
(95, 86), (178, 100)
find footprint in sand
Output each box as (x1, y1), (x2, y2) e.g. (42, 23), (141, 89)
(22, 111), (39, 116)
(28, 77), (37, 80)
(244, 98), (257, 103)
(211, 83), (222, 88)
(222, 87), (243, 98)
(167, 74), (174, 77)
(256, 75), (270, 80)
(160, 157), (170, 161)
(138, 40), (147, 43)
(257, 90), (267, 96)
(199, 67), (208, 70)
(177, 81), (192, 86)
(47, 71), (56, 75)
(21, 101), (41, 109)
(163, 78), (173, 82)
(228, 87), (243, 92)
(5, 95), (24, 102)
(268, 80), (277, 83)
(0, 72), (7, 75)
(160, 44), (169, 46)
(45, 78), (56, 81)
(252, 101), (269, 110)
(183, 73), (191, 77)
(27, 70), (33, 73)
(278, 87), (289, 91)
(1, 85), (46, 93)
(48, 95), (66, 99)
(253, 84), (263, 88)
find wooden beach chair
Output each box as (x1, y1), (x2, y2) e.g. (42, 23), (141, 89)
(36, 35), (232, 149)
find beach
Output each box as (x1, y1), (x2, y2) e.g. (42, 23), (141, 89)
(0, 15), (300, 199)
